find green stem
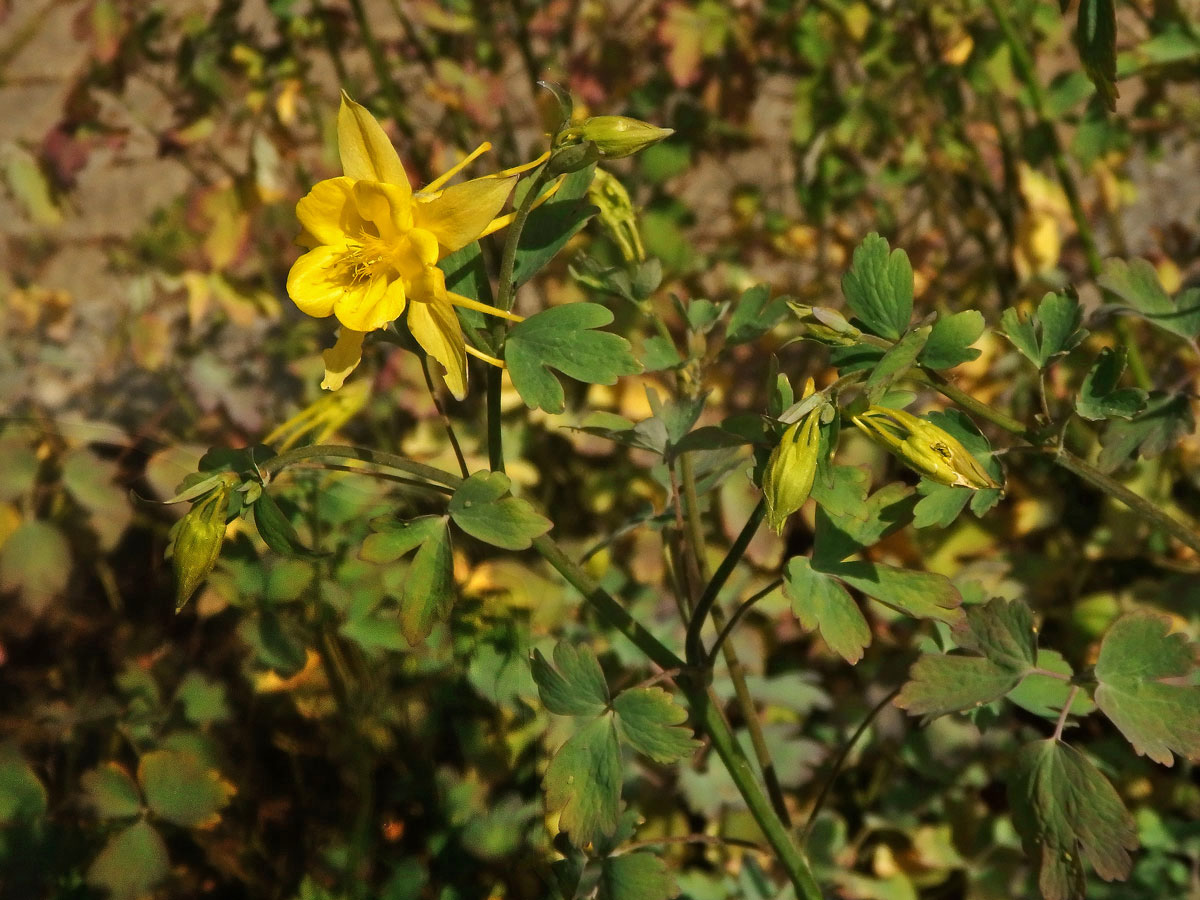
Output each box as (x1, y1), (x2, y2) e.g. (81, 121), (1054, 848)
(686, 499), (767, 668)
(802, 687), (900, 842)
(680, 455), (791, 826)
(529, 534), (821, 899)
(1050, 448), (1200, 556)
(706, 579), (783, 667)
(915, 369), (1027, 435)
(259, 445), (463, 489)
(983, 0), (1150, 389)
(485, 165), (553, 473)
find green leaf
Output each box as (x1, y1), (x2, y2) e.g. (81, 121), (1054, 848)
(1009, 650), (1097, 720)
(87, 821), (170, 900)
(897, 599), (1036, 717)
(959, 598), (1038, 669)
(1097, 392), (1194, 473)
(912, 480), (970, 529)
(613, 687), (700, 763)
(0, 746), (47, 824)
(81, 764), (142, 819)
(544, 714), (622, 846)
(1076, 347), (1147, 421)
(513, 165), (597, 287)
(1094, 612), (1200, 766)
(841, 233), (914, 340)
(829, 561), (962, 624)
(812, 481), (917, 566)
(864, 325), (931, 403)
(441, 240), (499, 354)
(598, 852), (677, 900)
(1008, 740), (1137, 900)
(251, 490), (324, 558)
(0, 520), (71, 612)
(919, 310), (985, 369)
(448, 471), (552, 550)
(399, 516), (455, 645)
(810, 463), (870, 523)
(506, 303), (642, 414)
(138, 749), (234, 828)
(360, 516), (447, 564)
(911, 410), (1003, 525)
(726, 284), (788, 344)
(1075, 0), (1118, 111)
(174, 672), (231, 725)
(1000, 292), (1087, 369)
(1098, 257), (1200, 340)
(532, 643), (610, 717)
(783, 557), (871, 664)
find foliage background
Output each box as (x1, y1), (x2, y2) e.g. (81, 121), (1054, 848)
(1, 1), (1199, 898)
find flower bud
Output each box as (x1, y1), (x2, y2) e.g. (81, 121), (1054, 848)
(560, 116), (674, 160)
(588, 168), (645, 263)
(850, 406), (1000, 490)
(762, 396), (823, 534)
(169, 476), (234, 611)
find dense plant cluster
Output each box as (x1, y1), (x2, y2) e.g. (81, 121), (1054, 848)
(2, 2), (1199, 900)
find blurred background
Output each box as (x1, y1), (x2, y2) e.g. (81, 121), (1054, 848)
(1, 1), (1199, 898)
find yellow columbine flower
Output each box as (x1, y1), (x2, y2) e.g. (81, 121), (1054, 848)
(287, 92), (541, 398)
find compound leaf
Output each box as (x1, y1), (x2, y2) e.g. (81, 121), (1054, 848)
(138, 749), (234, 829)
(1094, 612), (1200, 766)
(920, 310), (985, 370)
(1000, 292), (1086, 368)
(399, 516), (455, 645)
(1008, 740), (1137, 900)
(1099, 257), (1200, 340)
(81, 764), (142, 820)
(448, 471), (551, 550)
(613, 687), (700, 763)
(87, 821), (169, 900)
(544, 714), (622, 847)
(532, 643), (610, 718)
(598, 851), (677, 900)
(1076, 347), (1147, 421)
(507, 303), (642, 413)
(783, 557), (871, 664)
(841, 233), (913, 340)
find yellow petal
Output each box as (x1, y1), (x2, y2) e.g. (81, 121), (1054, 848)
(287, 245), (346, 318)
(296, 177), (356, 246)
(321, 328), (366, 391)
(414, 175), (516, 256)
(334, 274), (406, 333)
(408, 298), (467, 399)
(351, 180), (413, 238)
(338, 92), (411, 189)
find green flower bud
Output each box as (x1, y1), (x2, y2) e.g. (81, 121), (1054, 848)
(762, 406), (822, 534)
(168, 476), (234, 611)
(559, 116), (674, 160)
(850, 406), (1000, 490)
(588, 168), (645, 263)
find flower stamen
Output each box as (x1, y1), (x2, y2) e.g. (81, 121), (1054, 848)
(423, 142), (493, 193)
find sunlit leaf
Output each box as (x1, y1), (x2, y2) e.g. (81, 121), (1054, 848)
(506, 303), (642, 413)
(613, 687), (700, 763)
(841, 233), (914, 340)
(783, 557), (871, 664)
(544, 714), (622, 847)
(448, 471), (552, 550)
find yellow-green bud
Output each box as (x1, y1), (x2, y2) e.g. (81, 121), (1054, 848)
(588, 168), (645, 263)
(850, 406), (1000, 490)
(562, 116), (674, 159)
(762, 407), (822, 534)
(169, 477), (234, 611)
